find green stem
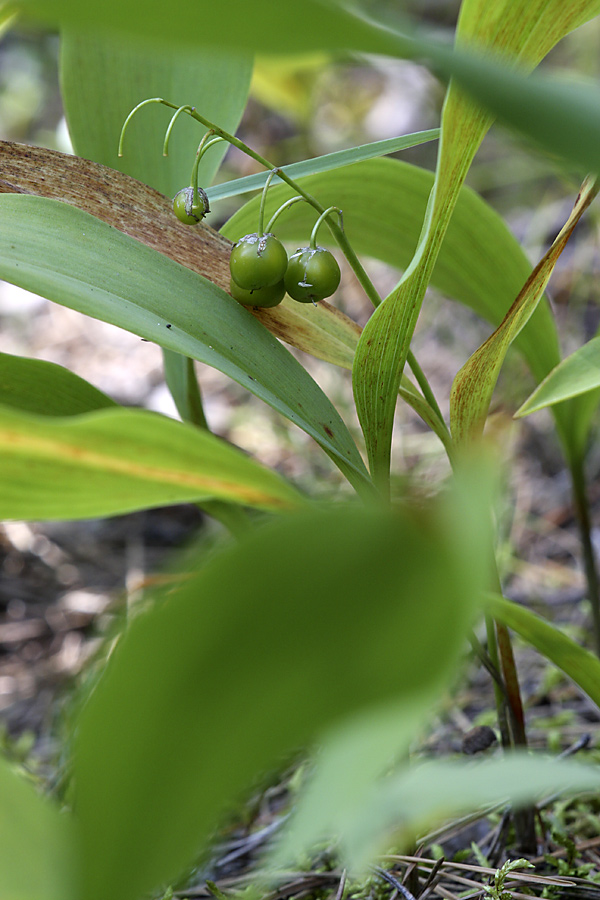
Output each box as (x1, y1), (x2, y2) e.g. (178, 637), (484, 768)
(161, 349), (252, 539)
(406, 350), (445, 432)
(258, 168), (278, 237)
(310, 206), (343, 249)
(484, 611), (512, 750)
(190, 135), (221, 190)
(162, 105), (195, 156)
(265, 195), (306, 233)
(570, 454), (600, 657)
(489, 566), (536, 853)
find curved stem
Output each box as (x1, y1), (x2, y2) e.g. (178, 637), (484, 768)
(265, 195), (306, 233)
(258, 168), (279, 237)
(120, 99), (381, 306)
(162, 105), (195, 156)
(310, 206), (343, 249)
(190, 134), (222, 200)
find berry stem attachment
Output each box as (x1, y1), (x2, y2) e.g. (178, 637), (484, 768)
(189, 134), (224, 206)
(258, 168), (279, 238)
(310, 206), (343, 249)
(265, 196), (306, 234)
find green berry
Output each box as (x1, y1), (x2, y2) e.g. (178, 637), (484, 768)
(173, 186), (210, 225)
(229, 277), (285, 308)
(284, 246), (341, 303)
(229, 233), (288, 290)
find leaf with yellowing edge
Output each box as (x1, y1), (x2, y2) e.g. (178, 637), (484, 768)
(450, 176), (599, 445)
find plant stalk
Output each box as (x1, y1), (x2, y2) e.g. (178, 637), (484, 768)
(570, 454), (600, 657)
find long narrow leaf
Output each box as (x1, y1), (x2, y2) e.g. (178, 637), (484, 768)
(0, 404), (305, 518)
(450, 177), (599, 444)
(0, 195), (371, 491)
(0, 142), (373, 376)
(206, 129), (439, 204)
(487, 593), (600, 709)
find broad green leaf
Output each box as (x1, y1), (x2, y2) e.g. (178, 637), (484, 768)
(516, 336), (600, 417)
(352, 0), (600, 489)
(0, 404), (305, 519)
(74, 475), (490, 900)
(0, 351), (116, 416)
(222, 159), (561, 389)
(487, 593), (600, 709)
(327, 755), (600, 871)
(206, 129), (439, 204)
(450, 177), (599, 444)
(0, 195), (371, 493)
(0, 754), (77, 900)
(60, 31), (252, 200)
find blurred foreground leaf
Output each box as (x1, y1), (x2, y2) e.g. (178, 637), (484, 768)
(0, 755), (76, 900)
(316, 754), (600, 872)
(74, 466), (491, 900)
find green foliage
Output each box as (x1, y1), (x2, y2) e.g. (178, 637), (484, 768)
(1, 1), (600, 899)
(0, 754), (77, 900)
(73, 492), (490, 900)
(483, 859), (534, 900)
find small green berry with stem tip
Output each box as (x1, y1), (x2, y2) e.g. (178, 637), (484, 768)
(229, 277), (285, 308)
(285, 246), (341, 303)
(229, 168), (288, 290)
(285, 207), (342, 304)
(229, 232), (288, 290)
(172, 185), (210, 224)
(171, 129), (224, 225)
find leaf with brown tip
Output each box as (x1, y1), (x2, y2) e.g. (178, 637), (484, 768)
(450, 177), (599, 445)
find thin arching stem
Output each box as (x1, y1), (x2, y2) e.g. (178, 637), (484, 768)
(265, 196), (306, 233)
